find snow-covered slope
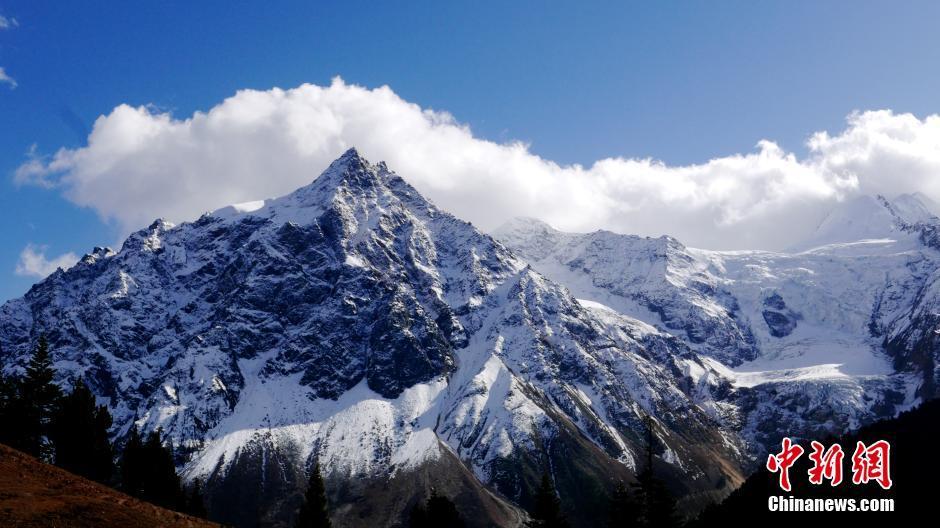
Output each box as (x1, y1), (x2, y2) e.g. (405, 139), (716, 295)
(791, 193), (939, 251)
(495, 218), (758, 367)
(0, 150), (747, 527)
(495, 200), (940, 457)
(891, 192), (938, 224)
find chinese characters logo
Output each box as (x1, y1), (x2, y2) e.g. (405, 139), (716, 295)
(766, 438), (892, 492)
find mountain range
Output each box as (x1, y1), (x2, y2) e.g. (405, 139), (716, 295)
(1, 149), (937, 526)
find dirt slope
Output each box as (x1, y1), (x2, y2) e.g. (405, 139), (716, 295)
(0, 443), (221, 527)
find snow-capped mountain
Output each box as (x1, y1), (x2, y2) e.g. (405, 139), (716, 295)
(495, 192), (940, 456)
(0, 150), (749, 527)
(4, 149), (938, 526)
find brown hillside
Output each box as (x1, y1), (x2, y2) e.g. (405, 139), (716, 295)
(0, 443), (221, 527)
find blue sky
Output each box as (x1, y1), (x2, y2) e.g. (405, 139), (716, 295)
(2, 0), (940, 301)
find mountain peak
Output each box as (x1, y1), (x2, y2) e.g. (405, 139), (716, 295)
(210, 149), (394, 222)
(320, 146), (371, 176)
(791, 194), (909, 251)
(492, 217), (567, 261)
(493, 216), (558, 236)
(339, 146), (361, 159)
(310, 147), (386, 191)
(889, 192), (938, 225)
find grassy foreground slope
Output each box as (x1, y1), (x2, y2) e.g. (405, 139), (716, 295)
(0, 443), (220, 528)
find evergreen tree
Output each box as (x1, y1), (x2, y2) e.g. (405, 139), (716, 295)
(120, 427), (185, 511)
(631, 470), (678, 528)
(0, 372), (24, 449)
(121, 425), (145, 496)
(19, 336), (62, 460)
(408, 500), (428, 528)
(528, 472), (568, 528)
(296, 463), (331, 528)
(425, 492), (464, 528)
(606, 481), (639, 527)
(631, 415), (678, 528)
(50, 378), (114, 483)
(186, 478), (208, 519)
(409, 491), (464, 528)
(142, 429), (185, 509)
(643, 477), (678, 528)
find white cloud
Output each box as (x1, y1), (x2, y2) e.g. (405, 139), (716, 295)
(1, 14), (19, 89)
(14, 78), (940, 250)
(0, 67), (16, 89)
(0, 15), (17, 30)
(15, 245), (79, 278)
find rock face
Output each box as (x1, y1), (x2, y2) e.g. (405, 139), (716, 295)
(0, 150), (750, 527)
(759, 293), (798, 338)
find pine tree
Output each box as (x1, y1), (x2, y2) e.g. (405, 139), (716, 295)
(296, 463), (331, 528)
(19, 336), (62, 460)
(186, 478), (208, 519)
(643, 477), (678, 528)
(142, 429), (184, 509)
(427, 492), (464, 528)
(121, 425), (144, 496)
(607, 481), (639, 527)
(528, 472), (568, 528)
(409, 491), (464, 528)
(51, 378), (114, 483)
(0, 372), (23, 448)
(631, 469), (677, 528)
(120, 427), (185, 511)
(408, 501), (429, 528)
(631, 415), (678, 528)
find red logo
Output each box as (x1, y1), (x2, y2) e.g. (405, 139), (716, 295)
(807, 441), (844, 486)
(766, 437), (804, 492)
(767, 439), (892, 491)
(851, 440), (893, 490)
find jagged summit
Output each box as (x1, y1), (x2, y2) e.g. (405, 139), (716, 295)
(210, 148), (438, 232)
(338, 145), (361, 159)
(307, 146), (382, 189)
(210, 147), (381, 217)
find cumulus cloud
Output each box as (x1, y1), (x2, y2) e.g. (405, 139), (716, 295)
(15, 245), (79, 278)
(0, 67), (15, 89)
(0, 14), (18, 89)
(14, 78), (940, 250)
(0, 14), (17, 29)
